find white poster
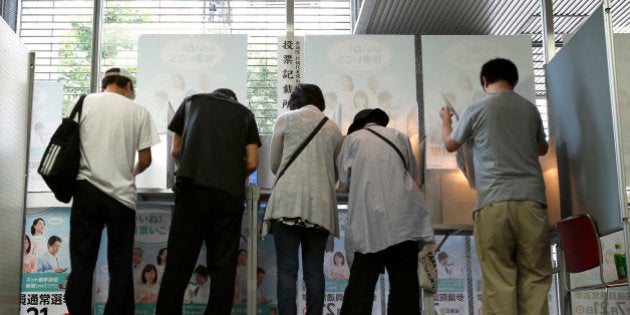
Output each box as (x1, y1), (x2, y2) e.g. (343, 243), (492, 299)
(277, 36), (305, 116)
(136, 34), (248, 189)
(304, 35), (418, 137)
(28, 82), (64, 192)
(422, 35), (536, 169)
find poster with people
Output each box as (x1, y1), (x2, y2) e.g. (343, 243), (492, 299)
(231, 204), (279, 314)
(93, 204), (171, 314)
(421, 35), (536, 169)
(434, 235), (469, 314)
(93, 203), (216, 315)
(469, 238), (483, 315)
(304, 35), (419, 137)
(27, 82), (64, 192)
(20, 207), (71, 315)
(135, 34), (248, 189)
(293, 210), (376, 314)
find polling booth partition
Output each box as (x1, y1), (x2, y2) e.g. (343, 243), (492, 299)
(0, 17), (34, 315)
(546, 2), (630, 314)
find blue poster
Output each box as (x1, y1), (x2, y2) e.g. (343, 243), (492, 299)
(21, 207), (72, 315)
(434, 235), (469, 314)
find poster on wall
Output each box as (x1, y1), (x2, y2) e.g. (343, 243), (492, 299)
(277, 36), (305, 116)
(434, 235), (470, 314)
(469, 238), (483, 315)
(91, 204), (259, 315)
(571, 289), (630, 314)
(21, 208), (71, 315)
(93, 204), (176, 314)
(93, 203), (223, 315)
(421, 35), (536, 169)
(295, 210), (363, 314)
(28, 82), (64, 192)
(136, 34), (248, 189)
(231, 204), (279, 314)
(304, 35), (419, 137)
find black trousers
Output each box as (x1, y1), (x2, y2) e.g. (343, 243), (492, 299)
(340, 240), (421, 315)
(156, 179), (244, 315)
(65, 180), (136, 315)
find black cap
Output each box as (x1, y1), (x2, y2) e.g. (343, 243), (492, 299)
(347, 108), (389, 134)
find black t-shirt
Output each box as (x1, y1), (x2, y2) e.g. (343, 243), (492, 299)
(168, 92), (261, 199)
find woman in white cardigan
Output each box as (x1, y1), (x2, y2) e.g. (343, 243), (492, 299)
(263, 83), (342, 315)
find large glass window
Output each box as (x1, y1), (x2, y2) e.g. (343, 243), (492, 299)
(18, 0), (352, 133)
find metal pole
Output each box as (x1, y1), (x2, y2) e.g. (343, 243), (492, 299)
(540, 0), (555, 63)
(89, 0), (103, 93)
(89, 1), (102, 311)
(286, 0), (294, 37)
(246, 184), (261, 315)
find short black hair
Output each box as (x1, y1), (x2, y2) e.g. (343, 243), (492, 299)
(47, 235), (62, 247)
(479, 58), (519, 87)
(101, 67), (134, 91)
(257, 267), (265, 275)
(287, 83), (325, 111)
(213, 88), (238, 101)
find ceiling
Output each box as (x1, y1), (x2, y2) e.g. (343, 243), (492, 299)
(354, 0), (630, 43)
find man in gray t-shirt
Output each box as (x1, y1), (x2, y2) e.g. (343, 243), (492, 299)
(439, 58), (551, 315)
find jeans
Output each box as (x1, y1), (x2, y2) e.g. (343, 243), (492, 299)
(272, 221), (329, 315)
(340, 241), (420, 315)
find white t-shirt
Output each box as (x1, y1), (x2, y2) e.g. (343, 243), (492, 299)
(76, 92), (160, 210)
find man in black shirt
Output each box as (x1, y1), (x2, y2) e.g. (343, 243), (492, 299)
(156, 88), (261, 315)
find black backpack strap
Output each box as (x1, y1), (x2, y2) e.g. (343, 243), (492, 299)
(68, 94), (87, 122)
(274, 116), (329, 184)
(364, 127), (406, 170)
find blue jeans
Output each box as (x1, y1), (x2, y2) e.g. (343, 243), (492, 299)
(272, 221), (329, 315)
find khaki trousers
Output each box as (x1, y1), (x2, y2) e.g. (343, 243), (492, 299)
(473, 200), (552, 315)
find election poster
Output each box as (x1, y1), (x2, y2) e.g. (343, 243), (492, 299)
(135, 34), (248, 189)
(21, 208), (72, 315)
(421, 35), (535, 169)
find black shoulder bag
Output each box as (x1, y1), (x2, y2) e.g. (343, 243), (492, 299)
(38, 94), (87, 203)
(274, 116), (329, 185)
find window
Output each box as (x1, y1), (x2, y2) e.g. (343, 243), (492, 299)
(18, 0), (352, 133)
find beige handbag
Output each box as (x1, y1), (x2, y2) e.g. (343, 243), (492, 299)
(418, 242), (438, 292)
